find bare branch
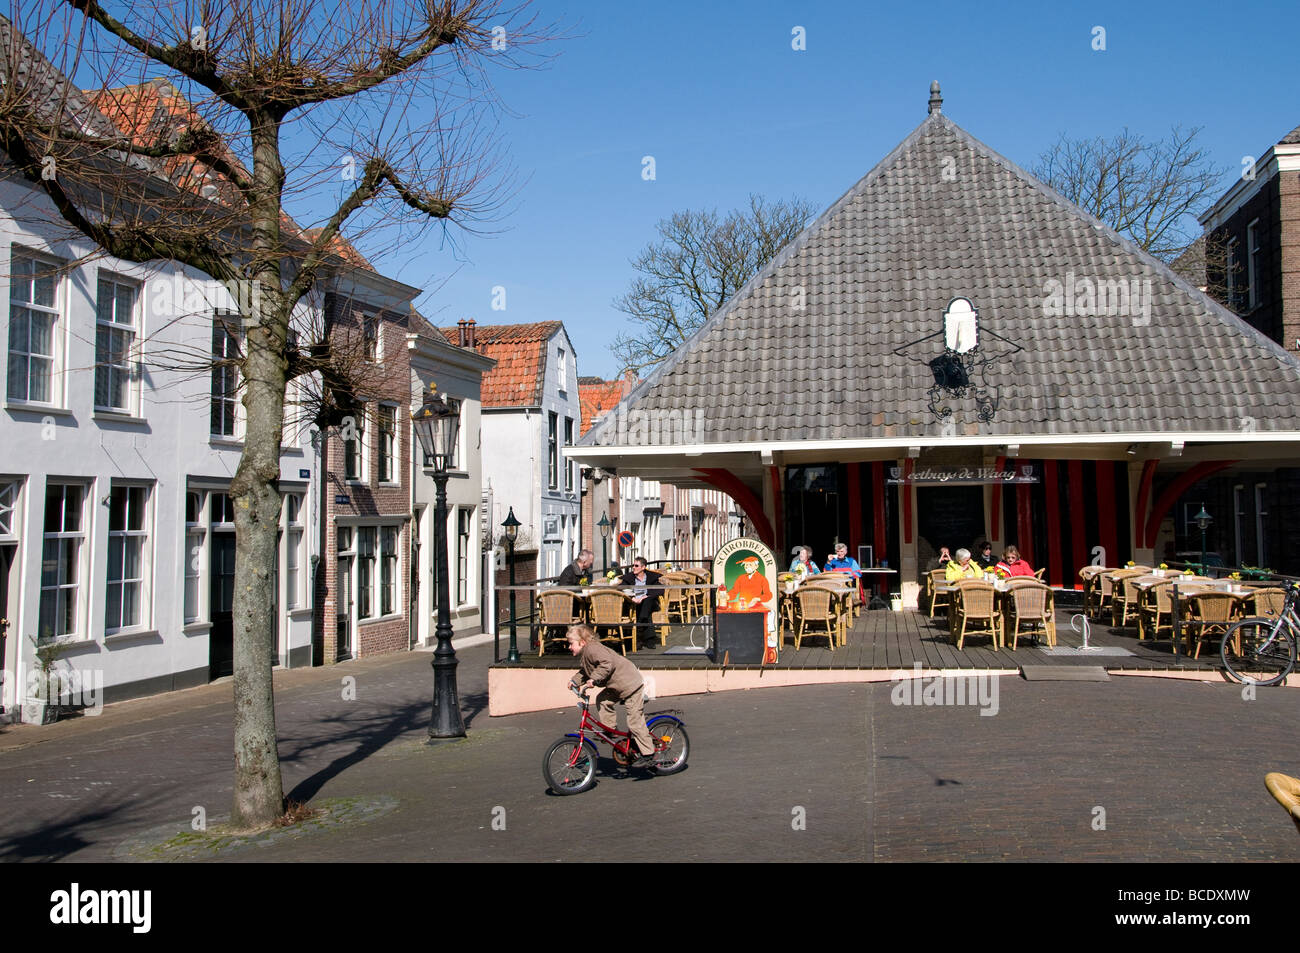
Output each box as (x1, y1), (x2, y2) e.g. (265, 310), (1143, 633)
(611, 195), (815, 374)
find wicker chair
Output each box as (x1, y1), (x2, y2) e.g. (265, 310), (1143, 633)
(1110, 570), (1147, 627)
(1137, 580), (1175, 642)
(1033, 567), (1046, 581)
(811, 574), (858, 620)
(1005, 583), (1056, 649)
(1080, 566), (1109, 618)
(792, 586), (839, 650)
(1249, 587), (1287, 619)
(1184, 592), (1244, 659)
(536, 590), (582, 657)
(928, 569), (951, 619)
(1264, 772), (1300, 837)
(587, 590), (636, 654)
(1096, 570), (1120, 621)
(953, 580), (1000, 650)
(1003, 577), (1041, 590)
(659, 573), (692, 624)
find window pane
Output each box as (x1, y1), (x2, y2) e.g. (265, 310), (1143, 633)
(28, 357), (51, 402)
(108, 536), (123, 580)
(97, 280), (114, 323)
(106, 583), (122, 630)
(109, 487), (126, 531)
(57, 588), (75, 637)
(63, 485), (82, 530)
(30, 312), (53, 356)
(41, 537), (59, 587)
(127, 487), (145, 530)
(9, 306), (28, 348)
(33, 270), (55, 308)
(122, 581), (140, 627)
(116, 284), (135, 325)
(123, 537), (142, 578)
(7, 352), (27, 401)
(184, 575), (199, 623)
(44, 485), (62, 533)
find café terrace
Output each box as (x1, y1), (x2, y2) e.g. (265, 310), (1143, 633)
(570, 85), (1300, 609)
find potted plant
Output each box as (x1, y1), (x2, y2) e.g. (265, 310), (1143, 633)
(22, 631), (70, 726)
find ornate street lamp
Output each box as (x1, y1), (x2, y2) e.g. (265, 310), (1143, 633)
(597, 512), (611, 572)
(411, 383), (464, 738)
(1195, 505), (1213, 576)
(502, 507), (521, 663)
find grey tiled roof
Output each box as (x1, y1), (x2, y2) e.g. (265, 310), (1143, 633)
(583, 112), (1300, 447)
(1280, 123), (1300, 145)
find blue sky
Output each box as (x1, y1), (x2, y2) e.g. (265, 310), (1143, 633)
(368, 0), (1300, 380)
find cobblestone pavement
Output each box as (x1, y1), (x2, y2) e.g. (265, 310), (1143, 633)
(0, 645), (1297, 862)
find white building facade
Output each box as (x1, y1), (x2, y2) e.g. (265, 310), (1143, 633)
(0, 179), (317, 709)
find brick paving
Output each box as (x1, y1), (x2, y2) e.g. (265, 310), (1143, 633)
(0, 641), (1297, 862)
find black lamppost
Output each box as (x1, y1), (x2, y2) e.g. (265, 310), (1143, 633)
(411, 384), (465, 738)
(1195, 505), (1213, 576)
(502, 507), (521, 663)
(597, 513), (611, 572)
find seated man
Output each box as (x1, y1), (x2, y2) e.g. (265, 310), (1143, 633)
(557, 549), (595, 587)
(945, 548), (984, 581)
(620, 557), (664, 648)
(931, 546), (952, 571)
(824, 542), (861, 579)
(995, 545), (1035, 577)
(974, 540), (997, 571)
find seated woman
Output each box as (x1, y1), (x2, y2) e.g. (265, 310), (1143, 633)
(995, 545), (1035, 577)
(824, 542), (861, 579)
(789, 545), (821, 581)
(945, 548), (984, 581)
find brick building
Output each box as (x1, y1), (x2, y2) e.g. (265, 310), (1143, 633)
(313, 280), (420, 663)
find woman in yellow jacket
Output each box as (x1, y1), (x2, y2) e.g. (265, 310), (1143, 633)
(945, 548), (985, 581)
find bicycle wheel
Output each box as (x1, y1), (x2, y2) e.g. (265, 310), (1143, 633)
(1220, 618), (1297, 687)
(647, 720), (689, 775)
(543, 738), (597, 795)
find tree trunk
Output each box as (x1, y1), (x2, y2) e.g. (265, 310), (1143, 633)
(228, 112), (292, 830)
(228, 316), (288, 829)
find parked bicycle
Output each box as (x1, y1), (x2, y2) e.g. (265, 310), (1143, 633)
(543, 685), (689, 795)
(1219, 580), (1298, 686)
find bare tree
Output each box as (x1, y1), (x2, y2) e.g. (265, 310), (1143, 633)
(1033, 125), (1228, 264)
(611, 194), (814, 374)
(0, 0), (548, 830)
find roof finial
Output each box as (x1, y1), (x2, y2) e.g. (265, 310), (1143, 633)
(928, 81), (942, 116)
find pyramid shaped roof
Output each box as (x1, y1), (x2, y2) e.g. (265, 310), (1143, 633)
(583, 107), (1300, 450)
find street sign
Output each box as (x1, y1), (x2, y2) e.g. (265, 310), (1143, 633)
(617, 530), (634, 548)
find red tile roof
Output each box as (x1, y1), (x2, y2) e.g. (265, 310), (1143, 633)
(439, 321), (563, 408)
(579, 378), (631, 435)
(303, 229), (373, 269)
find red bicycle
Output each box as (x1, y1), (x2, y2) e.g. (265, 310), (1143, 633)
(543, 685), (689, 795)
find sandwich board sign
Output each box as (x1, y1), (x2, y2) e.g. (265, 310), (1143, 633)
(712, 537), (778, 664)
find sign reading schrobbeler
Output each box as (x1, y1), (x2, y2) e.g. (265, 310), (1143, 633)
(712, 536), (779, 664)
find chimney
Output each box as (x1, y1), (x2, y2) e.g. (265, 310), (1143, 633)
(456, 318), (468, 347)
(466, 318), (477, 349)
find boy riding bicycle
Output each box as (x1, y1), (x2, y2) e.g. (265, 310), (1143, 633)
(566, 624), (656, 766)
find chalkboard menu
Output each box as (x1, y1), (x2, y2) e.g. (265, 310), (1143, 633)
(917, 485), (986, 553)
